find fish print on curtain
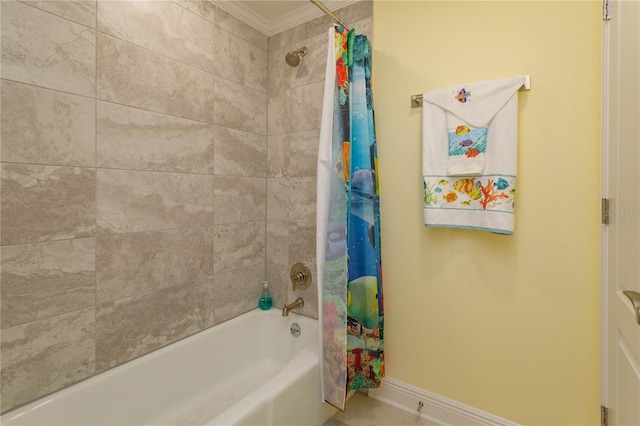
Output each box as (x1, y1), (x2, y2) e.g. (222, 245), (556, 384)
(321, 25), (384, 411)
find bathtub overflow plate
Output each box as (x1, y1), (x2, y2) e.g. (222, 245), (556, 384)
(290, 323), (301, 337)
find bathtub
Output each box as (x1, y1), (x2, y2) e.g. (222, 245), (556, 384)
(1, 309), (337, 426)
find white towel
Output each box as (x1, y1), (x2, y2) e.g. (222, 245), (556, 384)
(422, 75), (525, 235)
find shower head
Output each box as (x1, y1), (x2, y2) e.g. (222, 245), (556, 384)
(285, 47), (308, 67)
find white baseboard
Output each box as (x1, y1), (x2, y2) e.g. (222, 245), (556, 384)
(368, 377), (520, 426)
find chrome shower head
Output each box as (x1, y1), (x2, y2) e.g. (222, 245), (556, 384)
(285, 47), (308, 67)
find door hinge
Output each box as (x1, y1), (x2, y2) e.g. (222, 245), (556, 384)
(603, 0), (611, 20)
(601, 405), (609, 426)
(602, 198), (610, 224)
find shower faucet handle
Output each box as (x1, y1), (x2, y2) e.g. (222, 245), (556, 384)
(290, 263), (312, 291)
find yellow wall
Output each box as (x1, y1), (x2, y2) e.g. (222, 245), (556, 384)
(372, 1), (601, 424)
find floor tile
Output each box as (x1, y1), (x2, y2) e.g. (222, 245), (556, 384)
(326, 393), (438, 426)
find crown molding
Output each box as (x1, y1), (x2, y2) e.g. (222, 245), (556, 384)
(212, 0), (359, 37)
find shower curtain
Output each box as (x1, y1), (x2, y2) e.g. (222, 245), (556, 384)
(317, 25), (384, 411)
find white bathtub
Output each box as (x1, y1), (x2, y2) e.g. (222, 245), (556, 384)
(1, 309), (337, 426)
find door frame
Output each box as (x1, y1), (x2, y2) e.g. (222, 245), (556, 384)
(599, 0), (610, 411)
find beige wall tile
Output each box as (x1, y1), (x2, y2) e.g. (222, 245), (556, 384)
(268, 29), (291, 52)
(95, 281), (213, 372)
(289, 222), (315, 268)
(1, 80), (96, 167)
(1, 238), (96, 329)
(1, 1), (96, 97)
(213, 127), (266, 177)
(97, 33), (215, 123)
(96, 227), (214, 304)
(290, 177), (317, 223)
(267, 89), (291, 136)
(213, 176), (266, 224)
(213, 221), (265, 274)
(291, 33), (327, 88)
(98, 0), (214, 73)
(289, 129), (319, 177)
(97, 102), (214, 174)
(20, 0), (97, 28)
(268, 46), (292, 96)
(214, 26), (267, 93)
(267, 134), (290, 178)
(212, 263), (265, 323)
(291, 13), (333, 42)
(0, 308), (96, 413)
(266, 220), (288, 266)
(267, 177), (289, 221)
(291, 82), (323, 132)
(0, 164), (96, 246)
(213, 77), (267, 135)
(171, 0), (214, 23)
(213, 5), (267, 51)
(265, 262), (288, 308)
(96, 169), (214, 235)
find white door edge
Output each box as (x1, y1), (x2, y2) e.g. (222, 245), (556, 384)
(600, 9), (610, 409)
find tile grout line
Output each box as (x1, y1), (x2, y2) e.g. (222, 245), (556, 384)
(94, 0), (99, 374)
(264, 30), (271, 285)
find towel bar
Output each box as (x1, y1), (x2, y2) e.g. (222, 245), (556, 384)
(411, 75), (531, 108)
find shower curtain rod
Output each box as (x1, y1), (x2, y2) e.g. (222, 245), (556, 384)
(309, 0), (348, 29)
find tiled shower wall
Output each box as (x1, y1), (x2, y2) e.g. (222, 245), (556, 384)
(0, 0), (371, 414)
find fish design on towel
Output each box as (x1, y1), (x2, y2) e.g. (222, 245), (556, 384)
(453, 178), (481, 199)
(421, 75), (525, 234)
(456, 125), (470, 136)
(444, 192), (458, 202)
(466, 148), (480, 158)
(494, 178), (510, 190)
(424, 176), (515, 210)
(455, 87), (471, 103)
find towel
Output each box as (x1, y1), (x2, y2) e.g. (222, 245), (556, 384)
(422, 75), (525, 235)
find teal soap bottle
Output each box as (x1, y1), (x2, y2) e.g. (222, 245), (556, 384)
(258, 281), (272, 310)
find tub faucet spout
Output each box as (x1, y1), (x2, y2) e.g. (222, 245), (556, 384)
(282, 298), (304, 316)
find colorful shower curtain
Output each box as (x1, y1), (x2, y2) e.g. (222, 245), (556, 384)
(317, 25), (384, 411)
